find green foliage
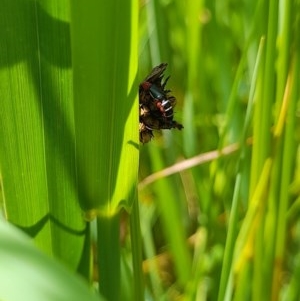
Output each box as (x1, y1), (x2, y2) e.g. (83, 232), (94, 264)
(0, 219), (104, 301)
(139, 0), (300, 300)
(0, 0), (85, 271)
(1, 0), (139, 300)
(1, 0), (300, 300)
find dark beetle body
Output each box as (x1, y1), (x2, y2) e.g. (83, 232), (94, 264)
(139, 63), (183, 143)
(141, 81), (174, 121)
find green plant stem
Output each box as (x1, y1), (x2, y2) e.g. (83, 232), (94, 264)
(97, 214), (120, 301)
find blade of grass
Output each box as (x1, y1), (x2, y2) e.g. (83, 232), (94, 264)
(249, 1), (278, 300)
(0, 219), (104, 301)
(271, 58), (298, 300)
(130, 195), (145, 301)
(70, 0), (138, 214)
(70, 0), (139, 300)
(147, 144), (192, 287)
(218, 36), (265, 301)
(0, 0), (86, 272)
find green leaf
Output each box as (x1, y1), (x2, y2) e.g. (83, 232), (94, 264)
(70, 0), (139, 214)
(0, 219), (105, 301)
(70, 0), (139, 300)
(0, 0), (86, 272)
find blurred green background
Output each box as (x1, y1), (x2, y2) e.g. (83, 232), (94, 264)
(138, 0), (300, 300)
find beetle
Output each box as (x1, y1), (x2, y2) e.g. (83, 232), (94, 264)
(140, 99), (183, 132)
(139, 122), (153, 144)
(139, 63), (183, 143)
(139, 63), (169, 107)
(139, 63), (176, 122)
(140, 81), (174, 121)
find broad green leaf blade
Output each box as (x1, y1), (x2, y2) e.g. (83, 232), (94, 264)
(70, 1), (139, 300)
(70, 0), (139, 214)
(0, 219), (104, 301)
(0, 0), (86, 271)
